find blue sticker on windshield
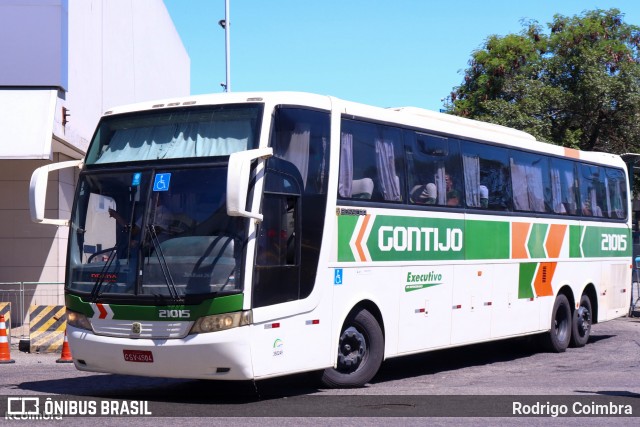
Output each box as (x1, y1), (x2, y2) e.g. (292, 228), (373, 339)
(131, 172), (141, 186)
(153, 173), (171, 192)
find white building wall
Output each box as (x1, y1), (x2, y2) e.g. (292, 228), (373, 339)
(0, 0), (189, 303)
(63, 0), (190, 152)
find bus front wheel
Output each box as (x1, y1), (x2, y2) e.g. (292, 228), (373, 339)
(542, 293), (572, 353)
(321, 309), (384, 388)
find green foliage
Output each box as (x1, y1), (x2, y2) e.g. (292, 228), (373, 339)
(445, 9), (640, 154)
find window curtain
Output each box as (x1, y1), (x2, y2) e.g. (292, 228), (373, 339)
(590, 188), (603, 216)
(611, 179), (624, 218)
(563, 169), (577, 213)
(604, 176), (612, 218)
(463, 154), (480, 207)
(96, 120), (252, 163)
(375, 139), (401, 201)
(338, 133), (353, 198)
(511, 159), (545, 212)
(550, 167), (564, 213)
(281, 124), (310, 190)
(434, 165), (446, 205)
(316, 136), (328, 193)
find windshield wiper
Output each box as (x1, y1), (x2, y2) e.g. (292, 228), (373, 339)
(89, 247), (118, 302)
(147, 224), (180, 303)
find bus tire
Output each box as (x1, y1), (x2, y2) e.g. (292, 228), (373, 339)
(321, 309), (384, 388)
(570, 294), (592, 348)
(542, 293), (572, 353)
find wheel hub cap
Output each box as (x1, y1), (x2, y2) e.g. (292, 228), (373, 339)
(337, 327), (366, 373)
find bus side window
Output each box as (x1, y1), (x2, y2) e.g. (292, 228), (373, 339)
(339, 119), (404, 203)
(605, 167), (627, 219)
(510, 151), (549, 213)
(460, 141), (512, 211)
(579, 164), (606, 217)
(406, 132), (461, 207)
(550, 158), (578, 215)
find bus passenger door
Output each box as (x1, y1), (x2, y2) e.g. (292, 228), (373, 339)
(250, 107), (332, 378)
(250, 159), (330, 377)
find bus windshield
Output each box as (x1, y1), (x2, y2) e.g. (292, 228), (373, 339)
(85, 104), (262, 165)
(67, 166), (246, 302)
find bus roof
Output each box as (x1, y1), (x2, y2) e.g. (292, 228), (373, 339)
(101, 91), (625, 169)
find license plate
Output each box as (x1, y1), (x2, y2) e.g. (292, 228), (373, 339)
(123, 350), (154, 363)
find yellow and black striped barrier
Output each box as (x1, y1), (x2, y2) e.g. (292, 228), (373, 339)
(0, 303), (10, 345)
(29, 305), (66, 353)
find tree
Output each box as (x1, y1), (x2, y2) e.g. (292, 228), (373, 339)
(444, 8), (640, 154)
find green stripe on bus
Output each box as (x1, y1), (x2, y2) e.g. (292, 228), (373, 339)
(65, 293), (244, 321)
(338, 214), (630, 262)
(528, 224), (549, 259)
(580, 226), (631, 258)
(65, 295), (94, 316)
(569, 225), (582, 258)
(568, 224), (631, 258)
(464, 220), (510, 260)
(518, 263), (537, 299)
(337, 215), (358, 262)
(367, 216), (465, 262)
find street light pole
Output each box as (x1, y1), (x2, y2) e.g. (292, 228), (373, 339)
(220, 0), (231, 92)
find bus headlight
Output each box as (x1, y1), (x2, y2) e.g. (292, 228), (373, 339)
(190, 310), (252, 334)
(67, 309), (93, 331)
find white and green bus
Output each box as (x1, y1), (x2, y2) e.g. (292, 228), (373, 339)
(30, 92), (632, 387)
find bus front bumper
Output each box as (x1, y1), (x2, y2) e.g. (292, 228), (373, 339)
(66, 325), (254, 380)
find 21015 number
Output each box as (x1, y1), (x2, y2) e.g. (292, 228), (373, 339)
(601, 234), (627, 251)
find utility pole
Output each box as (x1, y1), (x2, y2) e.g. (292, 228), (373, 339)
(219, 0), (231, 92)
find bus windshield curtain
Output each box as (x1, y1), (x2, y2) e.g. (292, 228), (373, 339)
(375, 139), (401, 201)
(338, 132), (353, 198)
(511, 159), (545, 212)
(96, 120), (252, 163)
(463, 154), (480, 207)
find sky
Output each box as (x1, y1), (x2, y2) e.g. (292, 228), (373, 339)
(163, 0), (640, 112)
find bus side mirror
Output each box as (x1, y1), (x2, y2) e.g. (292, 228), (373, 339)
(29, 160), (83, 226)
(227, 147), (273, 222)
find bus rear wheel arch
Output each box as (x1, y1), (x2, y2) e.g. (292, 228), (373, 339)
(321, 308), (384, 388)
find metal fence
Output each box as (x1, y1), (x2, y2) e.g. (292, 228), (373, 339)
(0, 282), (64, 340)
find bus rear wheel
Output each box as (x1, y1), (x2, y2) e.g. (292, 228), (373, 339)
(570, 294), (592, 348)
(321, 308), (384, 388)
(542, 293), (572, 353)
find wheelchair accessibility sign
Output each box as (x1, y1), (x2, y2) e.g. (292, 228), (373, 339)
(153, 173), (171, 191)
(334, 268), (343, 285)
